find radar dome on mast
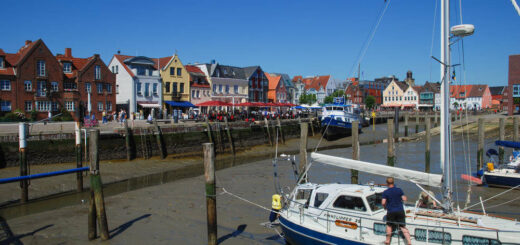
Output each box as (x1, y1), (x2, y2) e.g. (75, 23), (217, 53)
(450, 24), (475, 37)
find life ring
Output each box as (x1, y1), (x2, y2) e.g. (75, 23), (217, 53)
(335, 220), (358, 229)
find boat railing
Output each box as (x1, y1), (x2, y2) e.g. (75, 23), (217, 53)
(286, 199), (516, 242)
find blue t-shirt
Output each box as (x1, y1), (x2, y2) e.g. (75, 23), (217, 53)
(382, 187), (404, 213)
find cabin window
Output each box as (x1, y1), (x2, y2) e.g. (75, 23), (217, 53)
(313, 193), (328, 208)
(332, 195), (366, 211)
(415, 228), (451, 244)
(326, 107), (333, 110)
(462, 235), (500, 245)
(295, 189), (313, 208)
(373, 223), (387, 236)
(366, 193), (383, 211)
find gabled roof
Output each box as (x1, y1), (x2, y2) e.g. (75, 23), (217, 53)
(292, 75), (303, 83)
(56, 53), (95, 79)
(489, 86), (505, 96)
(212, 64), (247, 79)
(113, 54), (136, 77)
(265, 72), (282, 90)
(412, 86), (423, 93)
(155, 56), (173, 70)
(242, 66), (261, 79)
(394, 80), (409, 91)
(272, 73), (294, 88)
(422, 81), (440, 93)
(468, 85), (488, 97)
(0, 39), (44, 76)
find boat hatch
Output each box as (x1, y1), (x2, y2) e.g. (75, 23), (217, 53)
(332, 195), (367, 212)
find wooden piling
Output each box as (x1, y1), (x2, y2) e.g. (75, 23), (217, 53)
(404, 113), (409, 137)
(264, 118), (273, 146)
(224, 117), (235, 155)
(514, 117), (519, 142)
(310, 118), (315, 136)
(88, 129), (109, 241)
(75, 122), (83, 192)
(276, 117), (285, 144)
(300, 123), (309, 182)
(499, 118), (505, 165)
(415, 114), (419, 133)
(124, 120), (134, 161)
(203, 143), (217, 245)
(425, 117), (431, 173)
(434, 112), (438, 127)
(19, 123), (28, 203)
(394, 108), (399, 138)
(153, 119), (167, 159)
(205, 118), (213, 144)
(477, 118), (484, 171)
(351, 121), (359, 184)
(387, 119), (395, 166)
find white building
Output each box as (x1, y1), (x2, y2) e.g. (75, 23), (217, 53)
(108, 55), (162, 117)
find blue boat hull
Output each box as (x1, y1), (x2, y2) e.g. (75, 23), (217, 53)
(483, 173), (520, 188)
(321, 117), (361, 140)
(279, 216), (368, 245)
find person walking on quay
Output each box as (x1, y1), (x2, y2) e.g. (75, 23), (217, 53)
(381, 177), (412, 245)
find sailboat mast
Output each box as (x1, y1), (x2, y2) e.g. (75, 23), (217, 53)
(441, 0), (453, 211)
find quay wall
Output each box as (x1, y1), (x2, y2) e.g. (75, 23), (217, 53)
(0, 120), (308, 168)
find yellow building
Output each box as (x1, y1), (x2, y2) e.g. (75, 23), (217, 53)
(382, 79), (408, 107)
(158, 54), (191, 114)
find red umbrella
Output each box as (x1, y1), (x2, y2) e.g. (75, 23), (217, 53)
(236, 102), (255, 107)
(252, 102), (267, 107)
(195, 100), (232, 107)
(265, 102), (277, 107)
(285, 103), (297, 107)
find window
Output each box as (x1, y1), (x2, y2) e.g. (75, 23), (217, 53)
(0, 101), (11, 111)
(462, 235), (500, 245)
(106, 83), (112, 93)
(137, 66), (145, 76)
(0, 57), (4, 68)
(37, 60), (46, 76)
(219, 84), (222, 93)
(165, 82), (170, 93)
(180, 83), (184, 93)
(51, 102), (58, 111)
(37, 81), (46, 96)
(97, 83), (103, 94)
(106, 101), (112, 111)
(225, 85), (229, 94)
(192, 90), (195, 98)
(414, 229), (451, 244)
(213, 84), (217, 93)
(64, 82), (77, 91)
(313, 193), (329, 208)
(65, 101), (75, 111)
(170, 67), (175, 75)
(95, 65), (101, 80)
(51, 81), (59, 92)
(97, 102), (103, 111)
(85, 83), (91, 93)
(144, 83), (150, 96)
(196, 90), (200, 98)
(116, 84), (119, 94)
(24, 101), (32, 111)
(332, 195), (366, 211)
(153, 83), (158, 95)
(513, 85), (520, 97)
(172, 82), (177, 93)
(24, 81), (32, 91)
(63, 62), (72, 73)
(373, 223), (388, 236)
(177, 68), (182, 76)
(366, 194), (383, 211)
(36, 101), (51, 111)
(234, 85), (238, 94)
(0, 80), (11, 91)
(136, 82), (142, 95)
(295, 189), (313, 207)
(115, 65), (118, 74)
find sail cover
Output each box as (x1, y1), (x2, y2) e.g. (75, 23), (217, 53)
(310, 153), (443, 187)
(495, 140), (520, 149)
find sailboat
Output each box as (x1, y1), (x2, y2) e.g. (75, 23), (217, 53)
(275, 0), (520, 244)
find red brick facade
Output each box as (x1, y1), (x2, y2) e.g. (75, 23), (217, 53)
(0, 39), (115, 121)
(508, 54), (520, 115)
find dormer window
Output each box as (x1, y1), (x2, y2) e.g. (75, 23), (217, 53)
(63, 62), (72, 73)
(0, 57), (4, 68)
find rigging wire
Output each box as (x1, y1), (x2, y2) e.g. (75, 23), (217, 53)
(347, 0), (391, 79)
(428, 0), (440, 83)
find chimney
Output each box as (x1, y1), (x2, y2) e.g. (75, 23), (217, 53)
(117, 50), (121, 54)
(25, 40), (32, 45)
(65, 48), (72, 57)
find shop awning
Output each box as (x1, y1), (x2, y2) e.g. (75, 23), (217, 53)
(195, 100), (232, 107)
(138, 102), (161, 108)
(165, 101), (196, 108)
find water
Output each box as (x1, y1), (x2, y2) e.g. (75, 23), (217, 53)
(304, 134), (520, 219)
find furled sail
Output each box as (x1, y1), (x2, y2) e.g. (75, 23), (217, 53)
(310, 153), (443, 187)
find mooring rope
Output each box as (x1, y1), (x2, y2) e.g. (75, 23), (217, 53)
(462, 184), (520, 211)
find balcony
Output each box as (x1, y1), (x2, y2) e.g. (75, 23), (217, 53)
(63, 89), (80, 100)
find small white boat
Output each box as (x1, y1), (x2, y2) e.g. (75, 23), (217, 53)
(481, 141), (520, 188)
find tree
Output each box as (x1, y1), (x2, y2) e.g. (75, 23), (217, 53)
(365, 95), (375, 109)
(324, 90), (346, 104)
(299, 92), (317, 105)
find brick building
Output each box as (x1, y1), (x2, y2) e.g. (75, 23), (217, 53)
(508, 54), (520, 115)
(0, 39), (115, 121)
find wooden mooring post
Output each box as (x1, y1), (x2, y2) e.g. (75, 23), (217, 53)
(425, 117), (431, 173)
(205, 118), (213, 144)
(264, 118), (273, 146)
(415, 114), (419, 133)
(434, 112), (438, 127)
(404, 113), (409, 137)
(153, 119), (167, 159)
(310, 118), (315, 136)
(19, 122), (28, 203)
(88, 129), (110, 241)
(203, 143), (217, 245)
(514, 117), (519, 142)
(224, 117), (235, 155)
(75, 122), (83, 192)
(499, 118), (505, 165)
(124, 120), (134, 161)
(300, 123), (309, 182)
(351, 121), (359, 184)
(477, 118), (484, 171)
(387, 119), (395, 166)
(276, 117), (285, 144)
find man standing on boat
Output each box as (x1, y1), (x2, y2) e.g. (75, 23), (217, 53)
(382, 177), (412, 245)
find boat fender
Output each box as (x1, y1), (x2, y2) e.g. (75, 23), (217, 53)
(272, 194), (282, 210)
(334, 220), (358, 230)
(487, 162), (494, 171)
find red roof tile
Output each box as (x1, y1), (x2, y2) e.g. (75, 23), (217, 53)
(185, 65), (205, 74)
(265, 72), (281, 90)
(113, 54), (136, 77)
(155, 56), (172, 70)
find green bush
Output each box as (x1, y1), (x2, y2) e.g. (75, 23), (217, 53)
(52, 108), (74, 121)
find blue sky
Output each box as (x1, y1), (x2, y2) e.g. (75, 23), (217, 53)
(1, 0), (519, 86)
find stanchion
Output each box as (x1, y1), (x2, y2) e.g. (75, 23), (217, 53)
(203, 143), (217, 245)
